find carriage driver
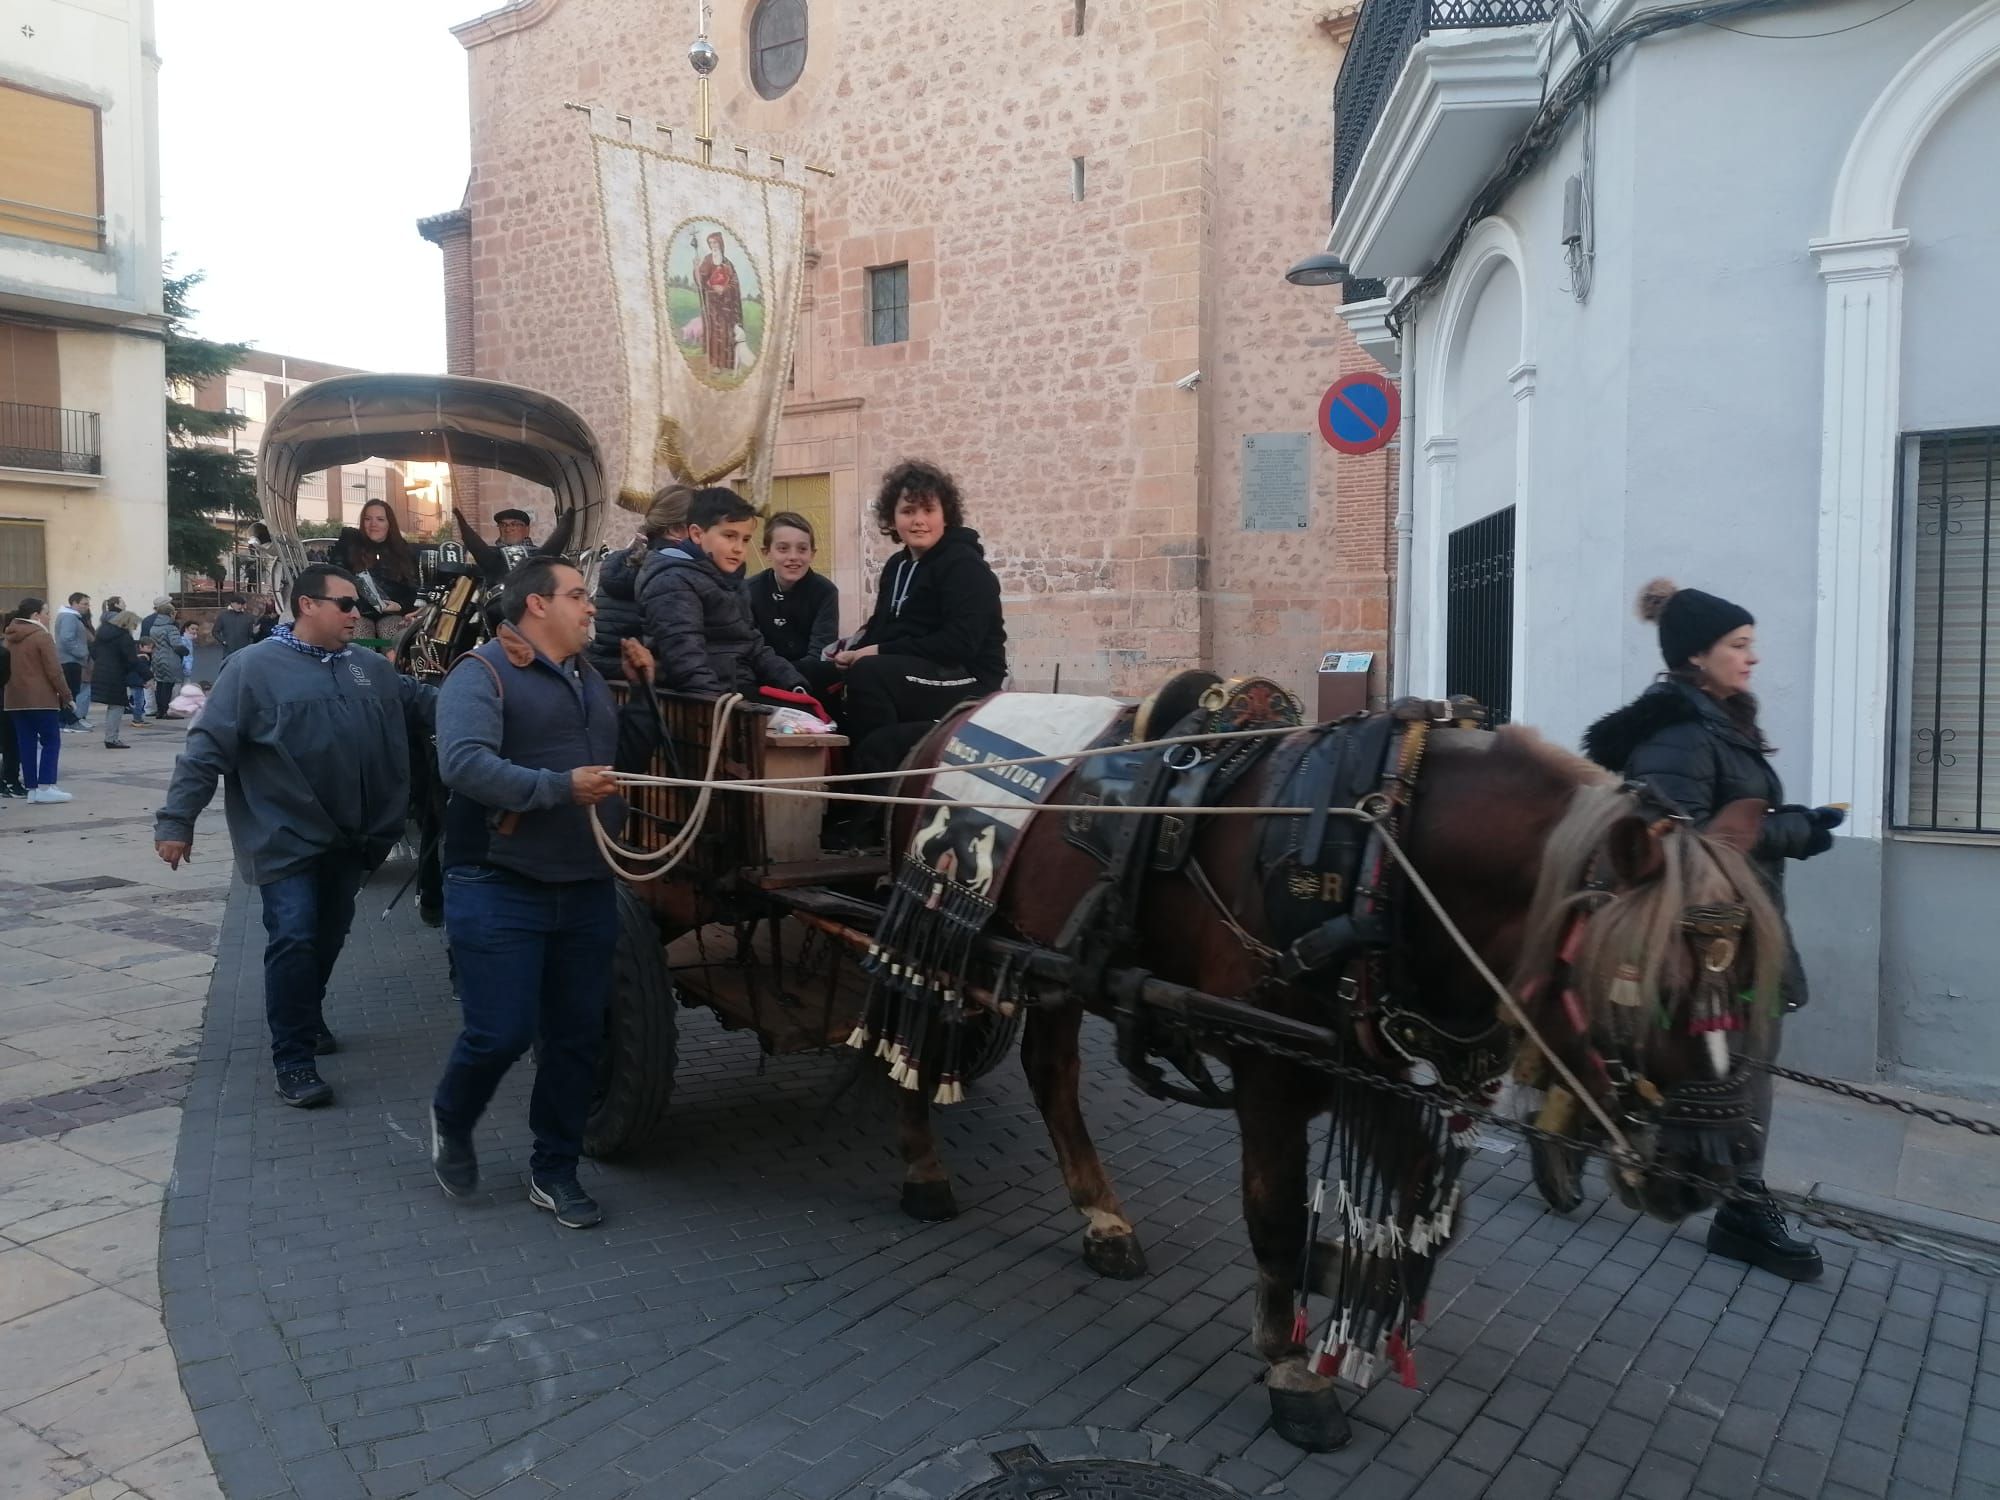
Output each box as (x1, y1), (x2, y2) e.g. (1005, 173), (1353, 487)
(427, 558), (627, 1229)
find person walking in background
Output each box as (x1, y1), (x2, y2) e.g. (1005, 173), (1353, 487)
(213, 596), (257, 660)
(0, 628), (23, 799)
(92, 609), (143, 748)
(251, 596), (280, 643)
(54, 592), (92, 731)
(146, 598), (184, 721)
(1583, 579), (1843, 1282)
(155, 564), (437, 1108)
(429, 558), (621, 1228)
(3, 599), (76, 804)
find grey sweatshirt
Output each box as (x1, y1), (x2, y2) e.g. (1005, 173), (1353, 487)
(155, 637), (436, 883)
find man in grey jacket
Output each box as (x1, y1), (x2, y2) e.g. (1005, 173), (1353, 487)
(428, 558), (623, 1228)
(155, 564), (436, 1108)
(54, 592), (92, 729)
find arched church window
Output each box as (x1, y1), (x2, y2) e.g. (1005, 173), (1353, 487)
(750, 0), (808, 100)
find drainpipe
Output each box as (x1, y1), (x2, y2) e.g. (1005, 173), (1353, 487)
(1391, 296), (1416, 696)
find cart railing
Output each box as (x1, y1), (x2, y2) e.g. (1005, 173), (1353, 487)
(608, 686), (771, 885)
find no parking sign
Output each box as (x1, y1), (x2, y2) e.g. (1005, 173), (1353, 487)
(1318, 372), (1400, 455)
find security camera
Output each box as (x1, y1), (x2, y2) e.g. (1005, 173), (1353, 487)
(1173, 370), (1202, 391)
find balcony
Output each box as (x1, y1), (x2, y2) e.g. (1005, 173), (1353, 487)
(1331, 0), (1554, 284)
(0, 401), (102, 477)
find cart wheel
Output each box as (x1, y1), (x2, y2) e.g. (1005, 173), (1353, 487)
(585, 886), (679, 1159)
(957, 1004), (1024, 1086)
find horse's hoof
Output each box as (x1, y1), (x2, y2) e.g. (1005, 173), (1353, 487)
(1267, 1362), (1351, 1452)
(900, 1179), (958, 1222)
(1082, 1230), (1148, 1280)
(1531, 1137), (1586, 1214)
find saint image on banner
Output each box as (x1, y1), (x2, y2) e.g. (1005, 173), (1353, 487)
(668, 217), (764, 389)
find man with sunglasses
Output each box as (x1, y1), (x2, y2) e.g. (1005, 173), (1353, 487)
(155, 564), (437, 1108)
(426, 558), (624, 1228)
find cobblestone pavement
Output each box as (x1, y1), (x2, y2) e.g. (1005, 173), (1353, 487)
(155, 868), (2000, 1500)
(1, 720), (226, 1499)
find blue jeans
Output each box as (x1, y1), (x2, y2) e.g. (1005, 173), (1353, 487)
(433, 866), (617, 1174)
(12, 710), (60, 788)
(258, 852), (371, 1070)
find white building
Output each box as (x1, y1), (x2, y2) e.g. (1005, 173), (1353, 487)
(0, 0), (166, 608)
(1326, 0), (2000, 1095)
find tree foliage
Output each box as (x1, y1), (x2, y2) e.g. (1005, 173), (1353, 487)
(164, 270), (257, 576)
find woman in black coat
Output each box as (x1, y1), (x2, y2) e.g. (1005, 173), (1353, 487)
(1583, 579), (1842, 1282)
(90, 613), (143, 747)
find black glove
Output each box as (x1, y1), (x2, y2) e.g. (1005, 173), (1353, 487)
(1801, 804), (1844, 859)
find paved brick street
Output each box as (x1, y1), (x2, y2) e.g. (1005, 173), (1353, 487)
(156, 865), (2000, 1500)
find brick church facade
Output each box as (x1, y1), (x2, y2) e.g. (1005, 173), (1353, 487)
(423, 0), (1388, 699)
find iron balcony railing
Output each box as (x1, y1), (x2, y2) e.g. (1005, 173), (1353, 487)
(0, 401), (102, 476)
(1332, 0), (1556, 301)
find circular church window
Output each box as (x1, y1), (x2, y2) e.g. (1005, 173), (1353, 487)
(750, 0), (808, 100)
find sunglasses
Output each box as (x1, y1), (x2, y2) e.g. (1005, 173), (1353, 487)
(303, 594), (362, 614)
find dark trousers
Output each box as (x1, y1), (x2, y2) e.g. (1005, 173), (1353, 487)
(60, 662), (83, 724)
(258, 852), (371, 1070)
(154, 680), (173, 719)
(433, 866), (617, 1174)
(12, 710), (60, 788)
(840, 655), (985, 765)
(1, 709), (19, 785)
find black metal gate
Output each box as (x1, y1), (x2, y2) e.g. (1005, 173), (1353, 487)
(1446, 505), (1515, 724)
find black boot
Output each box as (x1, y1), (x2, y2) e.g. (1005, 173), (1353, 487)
(1707, 1181), (1823, 1281)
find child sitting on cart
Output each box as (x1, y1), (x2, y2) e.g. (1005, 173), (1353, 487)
(637, 487), (828, 718)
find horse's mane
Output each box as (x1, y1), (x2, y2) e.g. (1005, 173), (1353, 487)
(1488, 724), (1615, 790)
(1508, 777), (1785, 1066)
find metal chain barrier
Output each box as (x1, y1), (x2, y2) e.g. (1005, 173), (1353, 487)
(1752, 1060), (2000, 1137)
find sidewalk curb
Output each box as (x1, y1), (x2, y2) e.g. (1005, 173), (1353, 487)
(1801, 1181), (2000, 1256)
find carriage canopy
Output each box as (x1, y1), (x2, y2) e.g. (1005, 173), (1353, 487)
(256, 372), (609, 587)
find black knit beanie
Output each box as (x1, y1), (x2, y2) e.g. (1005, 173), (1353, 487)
(1636, 579), (1754, 669)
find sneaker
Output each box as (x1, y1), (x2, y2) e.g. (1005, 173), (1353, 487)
(312, 1026), (339, 1056)
(105, 740), (131, 750)
(27, 787), (73, 804)
(1707, 1182), (1823, 1282)
(274, 1066), (333, 1108)
(528, 1170), (602, 1229)
(431, 1114), (478, 1197)
(0, 780), (25, 799)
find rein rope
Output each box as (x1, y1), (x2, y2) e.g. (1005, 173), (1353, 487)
(591, 696), (1644, 1164)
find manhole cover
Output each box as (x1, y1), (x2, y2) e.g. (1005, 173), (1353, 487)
(39, 875), (138, 893)
(956, 1445), (1238, 1499)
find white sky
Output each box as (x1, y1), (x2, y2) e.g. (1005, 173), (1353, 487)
(156, 0), (473, 372)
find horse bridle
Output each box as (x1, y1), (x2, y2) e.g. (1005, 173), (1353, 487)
(1519, 796), (1761, 1159)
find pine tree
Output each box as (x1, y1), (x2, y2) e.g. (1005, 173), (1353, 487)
(164, 270), (258, 578)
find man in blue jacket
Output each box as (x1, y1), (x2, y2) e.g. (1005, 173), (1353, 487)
(155, 565), (437, 1107)
(428, 557), (624, 1229)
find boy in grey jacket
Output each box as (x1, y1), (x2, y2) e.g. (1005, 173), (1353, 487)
(155, 565), (436, 1108)
(638, 487), (808, 699)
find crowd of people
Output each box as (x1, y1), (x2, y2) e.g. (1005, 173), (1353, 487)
(0, 588), (278, 804)
(148, 462), (1009, 1232)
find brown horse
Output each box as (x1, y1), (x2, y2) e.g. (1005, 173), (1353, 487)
(874, 709), (1784, 1449)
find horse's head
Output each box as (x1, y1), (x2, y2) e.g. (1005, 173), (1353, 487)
(1509, 783), (1785, 1221)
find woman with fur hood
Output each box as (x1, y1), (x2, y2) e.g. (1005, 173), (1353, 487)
(1582, 579), (1842, 1282)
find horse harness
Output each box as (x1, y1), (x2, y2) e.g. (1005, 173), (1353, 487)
(1059, 684), (1505, 1106)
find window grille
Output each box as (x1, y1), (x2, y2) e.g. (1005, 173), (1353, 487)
(1897, 429), (2000, 833)
(1445, 505), (1514, 724)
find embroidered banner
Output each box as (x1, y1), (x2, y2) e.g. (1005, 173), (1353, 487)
(588, 109), (809, 512)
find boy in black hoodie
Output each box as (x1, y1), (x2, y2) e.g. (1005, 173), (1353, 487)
(638, 487), (808, 699)
(836, 460), (1008, 759)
